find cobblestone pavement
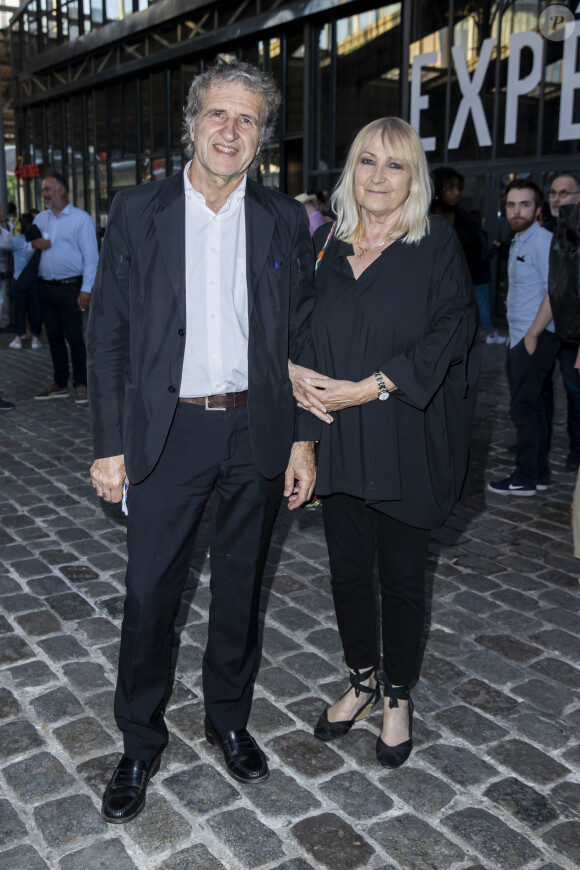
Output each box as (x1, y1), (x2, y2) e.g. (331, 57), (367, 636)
(0, 332), (579, 870)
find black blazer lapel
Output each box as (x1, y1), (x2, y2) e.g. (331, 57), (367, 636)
(245, 180), (274, 318)
(154, 172), (186, 322)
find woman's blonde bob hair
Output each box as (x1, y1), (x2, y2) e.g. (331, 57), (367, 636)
(331, 117), (432, 245)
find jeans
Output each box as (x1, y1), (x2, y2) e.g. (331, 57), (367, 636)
(506, 331), (560, 486)
(473, 283), (494, 334)
(12, 278), (42, 337)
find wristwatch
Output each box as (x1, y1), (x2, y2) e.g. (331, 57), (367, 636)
(373, 371), (390, 401)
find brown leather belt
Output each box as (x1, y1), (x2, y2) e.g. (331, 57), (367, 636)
(179, 390), (248, 410)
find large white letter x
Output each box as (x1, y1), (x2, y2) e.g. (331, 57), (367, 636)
(448, 38), (494, 149)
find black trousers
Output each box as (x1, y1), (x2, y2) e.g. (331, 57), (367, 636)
(116, 402), (284, 762)
(38, 277), (86, 388)
(12, 278), (42, 337)
(506, 332), (560, 487)
(322, 493), (430, 686)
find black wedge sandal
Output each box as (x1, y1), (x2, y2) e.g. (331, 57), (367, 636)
(314, 666), (380, 742)
(375, 672), (414, 768)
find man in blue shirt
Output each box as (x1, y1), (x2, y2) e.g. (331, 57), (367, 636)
(30, 173), (99, 403)
(488, 179), (560, 496)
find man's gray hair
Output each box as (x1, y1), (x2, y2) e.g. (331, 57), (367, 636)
(182, 57), (281, 161)
(551, 170), (580, 191)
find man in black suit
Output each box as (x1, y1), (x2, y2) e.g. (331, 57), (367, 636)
(87, 59), (317, 823)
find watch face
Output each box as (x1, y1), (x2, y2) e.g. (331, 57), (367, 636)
(379, 391), (389, 401)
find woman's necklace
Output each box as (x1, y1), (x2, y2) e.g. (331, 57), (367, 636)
(355, 237), (389, 260)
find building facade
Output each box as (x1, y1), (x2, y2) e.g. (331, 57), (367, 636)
(7, 0), (580, 308)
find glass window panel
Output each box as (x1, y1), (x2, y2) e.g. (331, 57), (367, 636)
(91, 1), (103, 24)
(334, 5), (402, 165)
(111, 159), (137, 190)
(170, 68), (184, 150)
(94, 88), (107, 158)
(123, 80), (137, 157)
(140, 76), (151, 154)
(285, 33), (304, 134)
(408, 0), (448, 163)
(152, 156), (166, 181)
(109, 83), (122, 158)
(151, 72), (166, 153)
(258, 143), (280, 189)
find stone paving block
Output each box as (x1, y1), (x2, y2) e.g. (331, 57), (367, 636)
(59, 838), (139, 870)
(0, 614), (12, 634)
(257, 666), (309, 700)
(37, 634), (90, 662)
(10, 559), (51, 579)
(451, 589), (504, 614)
(0, 845), (50, 870)
(282, 651), (340, 682)
(1, 592), (43, 614)
(291, 812), (375, 870)
(484, 776), (559, 829)
(419, 653), (465, 685)
(30, 686), (84, 722)
(163, 732), (200, 769)
(511, 679), (571, 715)
(71, 539), (110, 557)
(381, 766), (456, 814)
(562, 743), (580, 766)
(305, 627), (344, 658)
(245, 768), (321, 817)
(0, 575), (21, 594)
(320, 769), (393, 820)
(424, 627), (470, 659)
(493, 570), (547, 591)
(98, 639), (120, 667)
(53, 716), (115, 758)
(78, 580), (119, 599)
(125, 792), (191, 853)
(248, 697), (294, 735)
(531, 628), (580, 662)
(166, 680), (198, 709)
(76, 752), (120, 795)
(14, 609), (61, 636)
(270, 606), (321, 633)
(285, 696), (328, 729)
(272, 861), (315, 870)
(167, 701), (205, 742)
(38, 548), (79, 566)
(163, 763), (240, 815)
(493, 609), (544, 635)
(9, 660), (56, 687)
(100, 595), (125, 620)
(61, 661), (112, 692)
(207, 807), (285, 868)
(550, 781), (580, 818)
(418, 743), (498, 786)
(0, 798), (28, 847)
(443, 807), (540, 868)
(267, 729), (344, 778)
(88, 552), (127, 571)
(289, 589), (335, 617)
(487, 739), (570, 785)
(45, 591), (95, 620)
(157, 844), (226, 870)
(454, 677), (519, 714)
(33, 793), (106, 847)
(458, 648), (526, 685)
(434, 704), (508, 745)
(76, 616), (119, 643)
(0, 634), (34, 664)
(0, 687), (20, 719)
(3, 751), (76, 802)
(338, 726), (386, 771)
(504, 707), (569, 749)
(368, 813), (464, 869)
(475, 632), (543, 663)
(27, 575), (69, 597)
(541, 607), (580, 634)
(528, 657), (580, 688)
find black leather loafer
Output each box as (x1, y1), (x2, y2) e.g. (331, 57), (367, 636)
(204, 716), (269, 784)
(101, 752), (162, 823)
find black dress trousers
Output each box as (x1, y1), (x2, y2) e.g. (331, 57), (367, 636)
(115, 401), (284, 762)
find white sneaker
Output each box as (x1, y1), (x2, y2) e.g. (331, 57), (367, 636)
(31, 336), (42, 349)
(486, 332), (507, 345)
(9, 336), (22, 349)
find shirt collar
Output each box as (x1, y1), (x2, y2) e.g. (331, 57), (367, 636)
(183, 161), (247, 215)
(45, 203), (72, 218)
(514, 220), (539, 243)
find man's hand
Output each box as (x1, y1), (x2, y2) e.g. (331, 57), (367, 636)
(284, 441), (316, 510)
(32, 238), (52, 250)
(78, 290), (91, 312)
(524, 332), (538, 355)
(90, 455), (127, 504)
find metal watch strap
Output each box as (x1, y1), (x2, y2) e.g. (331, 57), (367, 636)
(373, 371), (389, 401)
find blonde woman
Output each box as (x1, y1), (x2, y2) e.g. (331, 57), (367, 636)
(291, 118), (479, 768)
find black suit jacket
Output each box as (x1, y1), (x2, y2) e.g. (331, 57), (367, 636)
(87, 171), (317, 483)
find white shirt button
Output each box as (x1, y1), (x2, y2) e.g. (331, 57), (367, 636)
(210, 248), (217, 253)
(211, 351), (217, 357)
(216, 383), (221, 389)
(210, 314), (216, 320)
(210, 280), (216, 286)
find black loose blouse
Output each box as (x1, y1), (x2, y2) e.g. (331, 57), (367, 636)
(311, 215), (480, 530)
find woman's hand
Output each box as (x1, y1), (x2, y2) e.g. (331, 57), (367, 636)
(297, 374), (379, 413)
(289, 362), (334, 423)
